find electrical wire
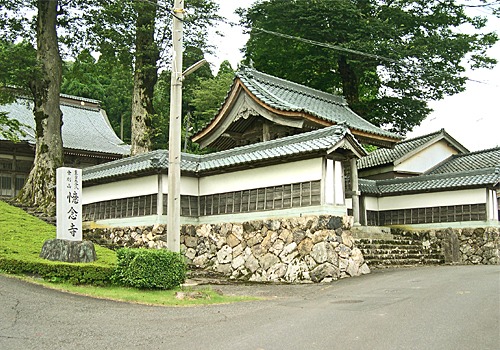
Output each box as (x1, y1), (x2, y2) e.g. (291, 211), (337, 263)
(251, 27), (500, 88)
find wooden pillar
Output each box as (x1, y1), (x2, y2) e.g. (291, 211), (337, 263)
(350, 157), (361, 226)
(263, 122), (271, 142)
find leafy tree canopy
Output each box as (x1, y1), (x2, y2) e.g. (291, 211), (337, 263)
(239, 0), (499, 134)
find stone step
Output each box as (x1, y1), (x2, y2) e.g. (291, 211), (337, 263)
(356, 238), (421, 245)
(364, 253), (444, 261)
(7, 199), (56, 226)
(351, 226), (393, 240)
(358, 243), (425, 249)
(366, 258), (445, 267)
(361, 249), (434, 256)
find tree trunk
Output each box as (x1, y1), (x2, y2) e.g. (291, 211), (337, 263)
(130, 0), (159, 155)
(338, 55), (362, 115)
(17, 0), (63, 215)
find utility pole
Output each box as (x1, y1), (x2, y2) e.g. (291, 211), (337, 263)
(167, 0), (184, 252)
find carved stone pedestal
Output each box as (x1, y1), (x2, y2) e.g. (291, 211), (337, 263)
(40, 239), (96, 263)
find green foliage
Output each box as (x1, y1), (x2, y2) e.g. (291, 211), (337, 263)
(113, 248), (187, 290)
(240, 0), (499, 134)
(61, 49), (134, 142)
(0, 40), (37, 141)
(0, 111), (27, 142)
(190, 60), (235, 132)
(0, 200), (116, 285)
(152, 47), (216, 151)
(0, 258), (114, 285)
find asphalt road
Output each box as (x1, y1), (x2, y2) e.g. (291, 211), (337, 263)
(1, 266), (499, 350)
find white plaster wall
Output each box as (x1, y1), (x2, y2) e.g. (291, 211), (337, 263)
(363, 196), (379, 211)
(325, 159), (334, 204)
(159, 174), (199, 196)
(199, 158), (323, 195)
(335, 161), (344, 205)
(487, 189), (499, 220)
(83, 175), (158, 204)
(395, 140), (458, 174)
(376, 189), (486, 210)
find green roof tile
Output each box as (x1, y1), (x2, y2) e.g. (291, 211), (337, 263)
(0, 96), (130, 156)
(83, 125), (363, 183)
(358, 129), (468, 170)
(428, 147), (500, 174)
(360, 167), (500, 196)
(237, 67), (399, 140)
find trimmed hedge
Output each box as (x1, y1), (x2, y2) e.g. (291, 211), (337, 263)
(0, 257), (114, 285)
(112, 248), (186, 289)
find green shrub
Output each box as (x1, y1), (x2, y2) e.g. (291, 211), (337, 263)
(112, 248), (186, 290)
(0, 257), (114, 285)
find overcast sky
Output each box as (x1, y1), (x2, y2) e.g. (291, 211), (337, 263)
(207, 0), (499, 151)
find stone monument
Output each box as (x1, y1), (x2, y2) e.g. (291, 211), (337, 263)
(40, 167), (96, 263)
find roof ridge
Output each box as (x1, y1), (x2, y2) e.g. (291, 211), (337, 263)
(202, 124), (347, 159)
(400, 129), (443, 144)
(377, 166), (499, 186)
(238, 67), (346, 105)
(449, 145), (500, 158)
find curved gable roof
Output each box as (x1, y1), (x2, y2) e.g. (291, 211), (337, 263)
(193, 67), (401, 149)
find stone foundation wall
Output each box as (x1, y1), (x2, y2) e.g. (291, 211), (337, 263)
(84, 215), (371, 283)
(393, 227), (500, 265)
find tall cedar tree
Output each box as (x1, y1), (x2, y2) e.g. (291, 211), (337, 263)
(240, 0), (498, 135)
(81, 0), (221, 155)
(131, 0), (159, 155)
(19, 0), (64, 215)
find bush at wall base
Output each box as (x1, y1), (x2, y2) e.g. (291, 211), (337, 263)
(112, 248), (186, 290)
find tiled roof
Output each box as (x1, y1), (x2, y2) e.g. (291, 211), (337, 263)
(83, 125), (364, 183)
(427, 147), (500, 175)
(360, 167), (500, 196)
(237, 68), (399, 140)
(0, 96), (130, 156)
(358, 129), (468, 170)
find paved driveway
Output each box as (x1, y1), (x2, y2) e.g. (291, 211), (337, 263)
(1, 266), (499, 350)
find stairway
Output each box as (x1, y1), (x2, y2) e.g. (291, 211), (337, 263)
(353, 226), (445, 268)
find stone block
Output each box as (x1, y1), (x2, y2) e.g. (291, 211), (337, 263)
(311, 242), (328, 264)
(216, 245), (233, 264)
(260, 253), (280, 271)
(310, 263), (339, 283)
(40, 239), (96, 263)
(245, 254), (260, 273)
(226, 233), (241, 248)
(297, 238), (313, 257)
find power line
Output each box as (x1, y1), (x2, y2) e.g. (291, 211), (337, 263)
(254, 27), (400, 65)
(252, 27), (500, 88)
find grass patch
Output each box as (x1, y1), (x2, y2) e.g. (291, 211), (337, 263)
(7, 274), (258, 306)
(0, 200), (116, 284)
(0, 200), (115, 265)
(0, 201), (259, 305)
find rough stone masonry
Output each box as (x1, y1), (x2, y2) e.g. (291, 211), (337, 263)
(85, 215), (371, 283)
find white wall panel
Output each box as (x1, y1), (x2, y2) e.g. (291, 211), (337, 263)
(199, 158), (323, 195)
(377, 189), (486, 210)
(395, 141), (458, 174)
(83, 175), (158, 204)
